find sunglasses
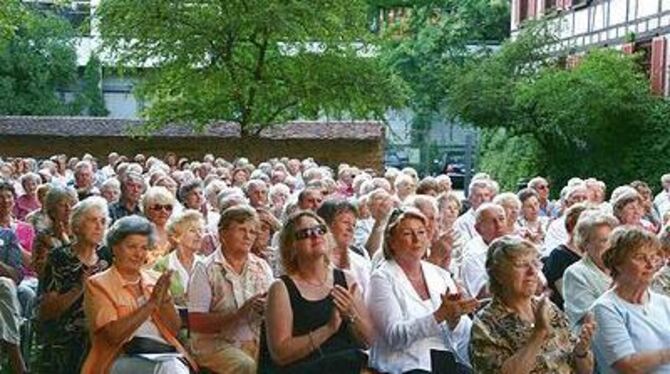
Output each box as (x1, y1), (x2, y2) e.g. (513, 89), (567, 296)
(536, 185), (549, 190)
(295, 225), (327, 240)
(150, 204), (173, 212)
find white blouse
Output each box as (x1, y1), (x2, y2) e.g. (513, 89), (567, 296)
(367, 260), (472, 374)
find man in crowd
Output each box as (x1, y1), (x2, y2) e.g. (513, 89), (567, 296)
(108, 172), (144, 223)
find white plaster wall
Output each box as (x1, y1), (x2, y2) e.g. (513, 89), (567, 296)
(610, 0), (628, 25)
(639, 0), (658, 18)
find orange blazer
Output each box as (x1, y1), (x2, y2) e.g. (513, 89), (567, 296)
(81, 266), (197, 374)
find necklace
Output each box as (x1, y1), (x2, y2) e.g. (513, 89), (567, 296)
(298, 271), (329, 287)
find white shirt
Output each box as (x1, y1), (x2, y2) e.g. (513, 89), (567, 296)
(347, 250), (371, 297)
(454, 209), (477, 242)
(459, 236), (489, 298)
(593, 289), (670, 374)
(562, 256), (612, 332)
(367, 260), (472, 374)
(654, 191), (670, 218)
(166, 250), (201, 292)
(353, 218), (374, 250)
(543, 216), (567, 257)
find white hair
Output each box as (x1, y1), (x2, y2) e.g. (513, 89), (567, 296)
(70, 196), (109, 233)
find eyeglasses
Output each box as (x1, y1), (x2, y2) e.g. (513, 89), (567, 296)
(511, 259), (543, 271)
(295, 225), (327, 240)
(150, 204), (173, 212)
(536, 185), (549, 190)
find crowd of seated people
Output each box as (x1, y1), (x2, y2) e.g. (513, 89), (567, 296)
(1, 152), (670, 373)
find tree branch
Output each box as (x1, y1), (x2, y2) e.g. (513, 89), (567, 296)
(241, 27), (270, 136)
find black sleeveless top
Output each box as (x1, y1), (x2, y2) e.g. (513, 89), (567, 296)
(258, 269), (364, 373)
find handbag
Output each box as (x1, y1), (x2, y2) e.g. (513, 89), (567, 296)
(123, 336), (177, 355)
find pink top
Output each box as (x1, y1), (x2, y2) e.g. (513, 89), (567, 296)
(13, 194), (41, 222)
(3, 221), (36, 278)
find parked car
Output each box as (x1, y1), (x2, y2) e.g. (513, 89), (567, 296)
(384, 150), (409, 169)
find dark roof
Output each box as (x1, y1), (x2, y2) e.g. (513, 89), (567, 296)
(0, 116), (383, 140)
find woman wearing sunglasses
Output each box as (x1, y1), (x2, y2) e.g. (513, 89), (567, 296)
(261, 210), (374, 373)
(141, 187), (175, 266)
(368, 207), (477, 374)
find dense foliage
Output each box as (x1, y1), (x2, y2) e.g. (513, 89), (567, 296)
(97, 0), (406, 135)
(0, 2), (79, 115)
(446, 21), (670, 191)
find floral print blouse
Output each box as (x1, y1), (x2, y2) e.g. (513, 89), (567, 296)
(470, 297), (579, 373)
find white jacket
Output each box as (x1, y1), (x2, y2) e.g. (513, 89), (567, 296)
(367, 260), (472, 374)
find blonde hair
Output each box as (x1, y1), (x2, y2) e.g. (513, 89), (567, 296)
(382, 207), (427, 260)
(603, 226), (661, 279)
(279, 210), (330, 275)
(486, 236), (539, 297)
(167, 209), (205, 239)
(141, 186), (175, 213)
(218, 204), (259, 232)
(573, 209), (618, 251)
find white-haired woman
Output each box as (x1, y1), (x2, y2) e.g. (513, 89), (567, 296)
(493, 192), (522, 237)
(37, 197), (111, 373)
(14, 172), (41, 221)
(153, 210), (205, 307)
(269, 183), (290, 219)
(394, 174), (416, 202)
(562, 210), (618, 331)
(141, 186), (175, 265)
(100, 178), (121, 205)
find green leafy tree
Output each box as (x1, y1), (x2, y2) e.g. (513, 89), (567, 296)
(377, 0), (510, 174)
(0, 3), (78, 115)
(0, 0), (25, 42)
(96, 0), (406, 136)
(447, 21), (668, 189)
(76, 54), (109, 116)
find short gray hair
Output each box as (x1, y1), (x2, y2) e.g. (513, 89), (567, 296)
(493, 192), (521, 209)
(475, 202), (505, 225)
(404, 195), (438, 217)
(527, 177), (548, 189)
(106, 215), (155, 249)
(574, 210), (619, 252)
(100, 178), (120, 192)
(70, 196), (109, 233)
(468, 179), (492, 197)
(74, 160), (93, 175)
(486, 236), (539, 296)
(45, 186), (76, 220)
(20, 172), (41, 188)
(659, 224), (670, 253)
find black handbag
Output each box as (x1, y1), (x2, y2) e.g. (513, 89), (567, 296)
(123, 336), (177, 355)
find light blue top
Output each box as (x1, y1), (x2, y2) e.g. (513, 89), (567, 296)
(593, 289), (670, 373)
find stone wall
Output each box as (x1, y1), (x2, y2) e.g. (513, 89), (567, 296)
(0, 135), (384, 170)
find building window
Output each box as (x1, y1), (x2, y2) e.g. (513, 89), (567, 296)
(572, 0), (591, 8)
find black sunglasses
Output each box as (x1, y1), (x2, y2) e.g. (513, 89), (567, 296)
(150, 204), (173, 212)
(295, 225), (327, 240)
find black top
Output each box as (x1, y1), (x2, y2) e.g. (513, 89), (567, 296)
(258, 269), (363, 373)
(542, 244), (581, 310)
(108, 201), (142, 224)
